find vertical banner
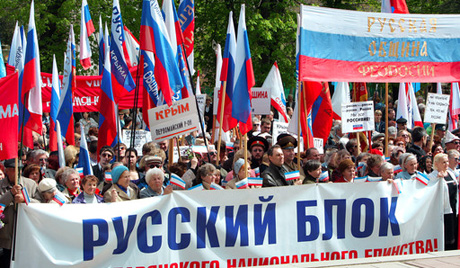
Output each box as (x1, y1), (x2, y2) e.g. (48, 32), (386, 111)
(0, 72), (19, 160)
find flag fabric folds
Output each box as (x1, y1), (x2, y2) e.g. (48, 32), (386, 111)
(140, 0), (184, 106)
(98, 38), (118, 156)
(49, 55), (60, 152)
(178, 0), (194, 74)
(214, 43), (222, 89)
(0, 40), (6, 78)
(262, 62), (288, 122)
(21, 0), (42, 141)
(331, 82), (350, 120)
(449, 83), (460, 131)
(352, 82), (368, 102)
(232, 4), (255, 135)
(0, 72), (19, 160)
(381, 0), (409, 14)
(311, 82), (333, 143)
(140, 49), (164, 128)
(57, 25), (76, 146)
(77, 125), (94, 176)
(79, 0), (95, 69)
(98, 17), (105, 75)
(217, 11), (237, 132)
(123, 25), (140, 68)
(110, 0), (136, 103)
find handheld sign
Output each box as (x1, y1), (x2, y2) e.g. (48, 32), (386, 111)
(424, 93), (450, 124)
(341, 101), (374, 133)
(250, 87), (271, 115)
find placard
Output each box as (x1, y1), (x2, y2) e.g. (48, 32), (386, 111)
(314, 138), (324, 154)
(341, 101), (375, 133)
(121, 130), (152, 156)
(148, 96), (200, 142)
(251, 87), (271, 115)
(272, 121), (289, 145)
(424, 93), (450, 124)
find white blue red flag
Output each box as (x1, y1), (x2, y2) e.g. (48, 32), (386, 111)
(262, 62), (288, 122)
(449, 83), (460, 131)
(97, 37), (118, 156)
(319, 171), (329, 182)
(354, 176), (367, 183)
(381, 0), (409, 14)
(21, 186), (31, 205)
(0, 203), (5, 214)
(57, 25), (76, 146)
(162, 0), (191, 99)
(123, 25), (140, 68)
(53, 194), (66, 206)
(140, 0), (184, 106)
(393, 179), (403, 194)
(285, 170), (300, 181)
(232, 4), (255, 135)
(415, 171), (430, 186)
(210, 183), (224, 190)
(367, 176), (383, 182)
(105, 172), (112, 182)
(331, 82), (350, 120)
(49, 55), (60, 152)
(76, 167), (84, 178)
(140, 49), (164, 128)
(394, 165), (403, 174)
(56, 121), (66, 168)
(110, 0), (136, 103)
(79, 0), (95, 69)
(98, 17), (105, 75)
(188, 183), (204, 191)
(254, 167), (260, 177)
(248, 177), (262, 187)
(20, 0), (42, 146)
(170, 173), (186, 189)
(235, 178), (249, 189)
(77, 125), (94, 176)
(217, 11), (237, 132)
(178, 0), (194, 74)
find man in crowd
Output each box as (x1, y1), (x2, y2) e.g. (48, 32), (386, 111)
(406, 126), (427, 162)
(248, 136), (269, 169)
(277, 134), (305, 181)
(396, 118), (408, 132)
(260, 118), (272, 135)
(92, 146), (115, 183)
(445, 131), (460, 152)
(262, 145), (293, 187)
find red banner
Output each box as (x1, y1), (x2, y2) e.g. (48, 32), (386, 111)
(0, 72), (19, 160)
(40, 67), (143, 113)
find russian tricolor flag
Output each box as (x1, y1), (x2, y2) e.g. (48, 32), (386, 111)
(178, 0), (194, 74)
(105, 172), (112, 182)
(354, 176), (367, 183)
(0, 203), (5, 214)
(393, 179), (403, 194)
(98, 17), (105, 75)
(210, 183), (224, 190)
(79, 0), (95, 69)
(57, 25), (76, 146)
(217, 11), (238, 132)
(140, 0), (184, 106)
(76, 125), (94, 176)
(235, 178), (249, 189)
(110, 0), (136, 103)
(319, 171), (329, 182)
(232, 4), (255, 135)
(254, 167), (260, 177)
(394, 165), (403, 174)
(188, 183), (204, 191)
(381, 0), (409, 14)
(53, 194), (66, 206)
(285, 170), (300, 181)
(21, 187), (31, 206)
(49, 55), (60, 152)
(415, 171), (430, 186)
(449, 83), (460, 131)
(248, 177), (263, 187)
(170, 173), (186, 189)
(367, 176), (383, 182)
(97, 36), (118, 156)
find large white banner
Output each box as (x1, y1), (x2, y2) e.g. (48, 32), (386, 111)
(13, 181), (443, 267)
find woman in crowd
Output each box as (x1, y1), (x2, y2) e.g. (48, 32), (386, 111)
(38, 178), (69, 204)
(419, 155), (433, 174)
(390, 146), (405, 166)
(431, 143), (444, 157)
(140, 168), (172, 198)
(104, 165), (139, 202)
(428, 153), (458, 250)
(193, 163), (218, 190)
(61, 168), (81, 201)
(64, 145), (78, 168)
(123, 148), (140, 182)
(303, 160), (324, 184)
(330, 150), (351, 182)
(366, 154), (383, 178)
(226, 158), (250, 189)
(380, 162), (395, 181)
(73, 175), (104, 204)
(23, 164), (42, 184)
(395, 153), (418, 180)
(335, 159), (356, 183)
(79, 112), (98, 134)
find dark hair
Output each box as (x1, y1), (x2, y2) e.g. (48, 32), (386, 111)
(303, 160), (321, 173)
(267, 144), (281, 156)
(82, 175), (98, 186)
(196, 163), (216, 184)
(371, 142), (383, 149)
(88, 127), (99, 137)
(338, 159), (355, 173)
(431, 142), (443, 155)
(305, 148), (319, 158)
(126, 147), (138, 157)
(23, 164), (42, 182)
(367, 154), (383, 169)
(89, 141), (98, 154)
(411, 126), (427, 142)
(418, 155), (433, 173)
(345, 139), (357, 152)
(99, 146), (115, 156)
(169, 162), (188, 177)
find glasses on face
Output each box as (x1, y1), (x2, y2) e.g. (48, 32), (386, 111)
(209, 151), (217, 156)
(401, 134), (409, 137)
(38, 158), (48, 162)
(252, 148), (263, 153)
(149, 164), (162, 168)
(453, 141), (460, 145)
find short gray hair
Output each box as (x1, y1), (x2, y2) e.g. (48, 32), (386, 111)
(145, 167), (164, 184)
(399, 153), (416, 172)
(379, 162), (394, 174)
(61, 168), (79, 185)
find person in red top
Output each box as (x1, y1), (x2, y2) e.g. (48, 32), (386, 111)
(335, 159), (356, 183)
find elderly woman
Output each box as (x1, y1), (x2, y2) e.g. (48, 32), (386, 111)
(73, 175), (104, 204)
(428, 153), (458, 250)
(366, 154), (383, 178)
(380, 162), (395, 181)
(104, 165), (138, 202)
(61, 168), (81, 201)
(303, 160), (324, 184)
(23, 164), (42, 184)
(335, 159), (356, 183)
(192, 163), (218, 190)
(395, 153), (418, 180)
(226, 158), (250, 189)
(140, 168), (172, 198)
(38, 178), (69, 204)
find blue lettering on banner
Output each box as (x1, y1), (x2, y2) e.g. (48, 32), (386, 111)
(81, 196), (399, 261)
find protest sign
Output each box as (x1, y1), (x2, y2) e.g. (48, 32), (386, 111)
(272, 121), (289, 145)
(148, 96), (200, 143)
(424, 93), (450, 124)
(341, 101), (375, 133)
(14, 180), (444, 267)
(251, 87), (271, 115)
(314, 138), (324, 154)
(121, 130), (152, 156)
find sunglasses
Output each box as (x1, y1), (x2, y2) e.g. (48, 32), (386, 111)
(149, 164), (162, 168)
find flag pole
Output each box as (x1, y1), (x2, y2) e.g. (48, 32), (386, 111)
(385, 83), (389, 158)
(216, 81), (227, 167)
(244, 133), (248, 179)
(297, 81), (302, 171)
(168, 138), (174, 169)
(130, 49), (143, 153)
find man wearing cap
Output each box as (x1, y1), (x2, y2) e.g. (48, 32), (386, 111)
(38, 178), (69, 204)
(0, 159), (42, 267)
(262, 145), (294, 187)
(396, 118), (408, 131)
(444, 131), (460, 152)
(92, 146), (115, 183)
(406, 127), (428, 162)
(277, 134), (305, 181)
(248, 136), (269, 169)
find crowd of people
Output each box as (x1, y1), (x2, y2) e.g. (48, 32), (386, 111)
(0, 94), (458, 266)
